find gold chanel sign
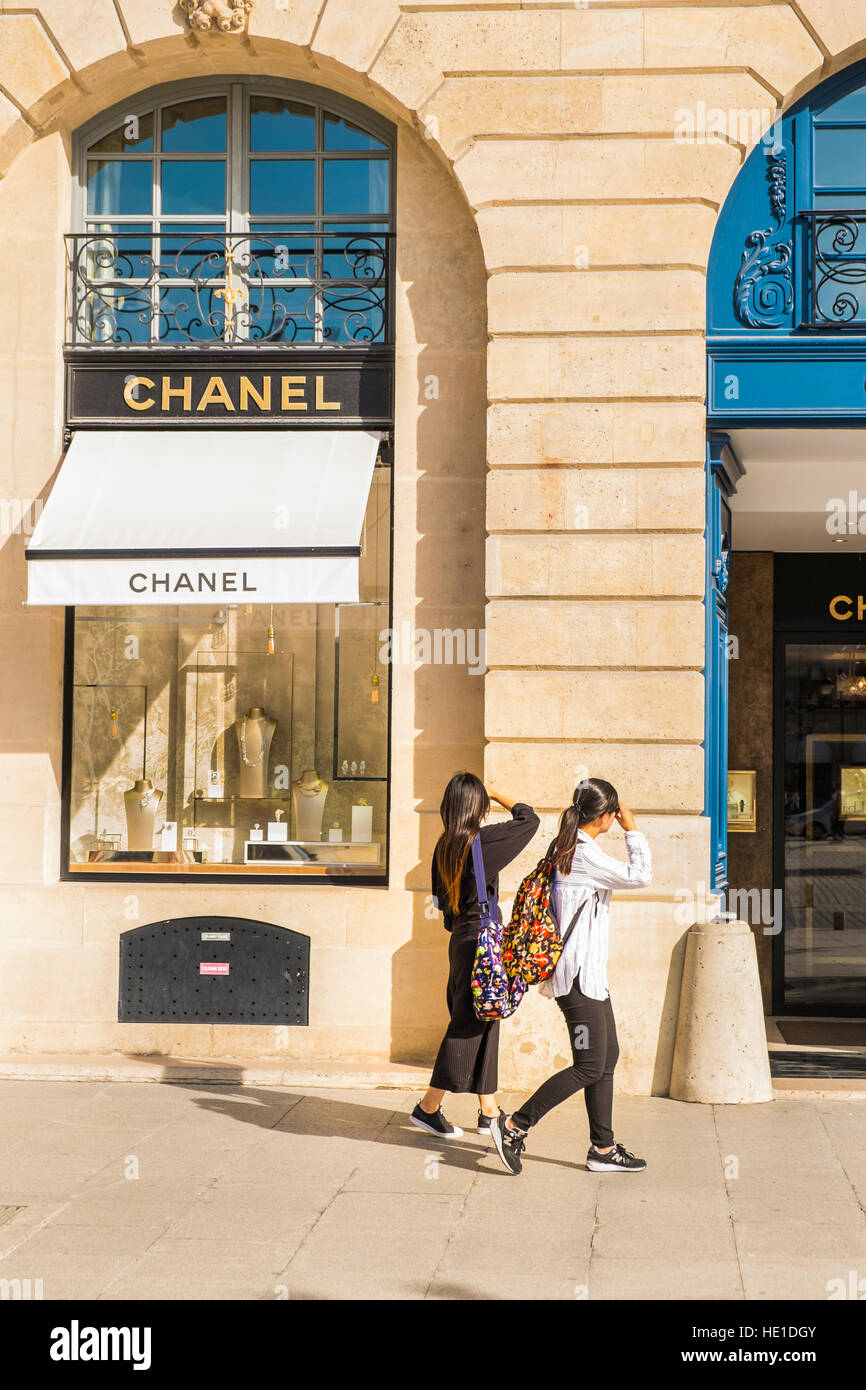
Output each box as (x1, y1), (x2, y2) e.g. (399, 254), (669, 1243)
(122, 374), (341, 414)
(830, 594), (866, 621)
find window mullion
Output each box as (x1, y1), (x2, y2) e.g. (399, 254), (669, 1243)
(228, 83), (246, 345)
(152, 108), (161, 346)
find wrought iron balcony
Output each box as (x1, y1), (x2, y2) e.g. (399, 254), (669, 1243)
(804, 210), (866, 329)
(65, 230), (394, 349)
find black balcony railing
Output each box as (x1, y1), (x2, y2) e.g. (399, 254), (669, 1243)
(65, 231), (394, 348)
(804, 210), (866, 329)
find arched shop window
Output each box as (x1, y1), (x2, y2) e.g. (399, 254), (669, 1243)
(72, 80), (393, 345)
(54, 81), (395, 885)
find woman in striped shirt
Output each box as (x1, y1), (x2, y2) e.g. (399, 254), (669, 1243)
(489, 777), (652, 1176)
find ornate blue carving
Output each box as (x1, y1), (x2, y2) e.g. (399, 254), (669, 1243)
(733, 147), (793, 330)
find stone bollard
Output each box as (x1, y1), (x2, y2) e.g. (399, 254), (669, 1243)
(670, 918), (773, 1104)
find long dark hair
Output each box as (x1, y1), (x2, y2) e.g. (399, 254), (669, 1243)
(552, 778), (619, 876)
(434, 772), (490, 913)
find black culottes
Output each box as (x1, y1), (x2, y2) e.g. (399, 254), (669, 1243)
(429, 927), (500, 1094)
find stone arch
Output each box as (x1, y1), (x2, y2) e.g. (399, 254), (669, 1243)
(0, 7), (490, 1069)
(0, 12), (472, 237)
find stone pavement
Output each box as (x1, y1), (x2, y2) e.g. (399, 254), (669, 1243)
(0, 1081), (864, 1301)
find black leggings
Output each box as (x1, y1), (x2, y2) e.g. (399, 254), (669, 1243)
(511, 979), (619, 1147)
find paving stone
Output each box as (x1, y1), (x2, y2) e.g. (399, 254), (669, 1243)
(8, 1223), (166, 1257)
(0, 1252), (139, 1300)
(100, 1278), (264, 1301)
(118, 1237), (299, 1284)
(588, 1257), (744, 1301)
(269, 1271), (427, 1300)
(592, 1218), (738, 1260)
(594, 1184), (731, 1224)
(159, 1205), (323, 1245)
(734, 1221), (866, 1260)
(740, 1259), (866, 1301)
(425, 1271), (591, 1300)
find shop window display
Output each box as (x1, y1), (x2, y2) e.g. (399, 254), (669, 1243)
(65, 467), (391, 881)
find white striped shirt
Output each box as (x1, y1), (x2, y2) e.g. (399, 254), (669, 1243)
(539, 828), (652, 1002)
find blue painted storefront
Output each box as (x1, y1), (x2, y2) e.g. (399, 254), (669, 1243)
(706, 60), (866, 907)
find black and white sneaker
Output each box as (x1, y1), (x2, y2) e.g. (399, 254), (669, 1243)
(409, 1103), (463, 1139)
(477, 1110), (494, 1136)
(586, 1140), (646, 1173)
(488, 1110), (527, 1174)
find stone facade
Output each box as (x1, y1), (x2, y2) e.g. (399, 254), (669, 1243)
(0, 2), (852, 1090)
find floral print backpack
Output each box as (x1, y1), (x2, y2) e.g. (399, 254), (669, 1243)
(468, 835), (527, 1021)
(502, 848), (581, 986)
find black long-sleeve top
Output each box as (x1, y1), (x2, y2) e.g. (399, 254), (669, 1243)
(431, 802), (540, 934)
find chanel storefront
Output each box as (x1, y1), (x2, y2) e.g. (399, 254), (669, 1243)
(31, 83), (396, 889)
(0, 42), (495, 1069)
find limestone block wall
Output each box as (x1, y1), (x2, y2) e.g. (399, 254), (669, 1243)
(0, 2), (857, 1088)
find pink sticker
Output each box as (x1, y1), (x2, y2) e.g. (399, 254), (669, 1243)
(200, 962), (230, 975)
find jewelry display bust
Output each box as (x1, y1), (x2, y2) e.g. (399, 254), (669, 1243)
(234, 706), (276, 799)
(291, 768), (329, 843)
(124, 778), (164, 851)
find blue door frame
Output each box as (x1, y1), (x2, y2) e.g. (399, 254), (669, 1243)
(705, 435), (742, 895)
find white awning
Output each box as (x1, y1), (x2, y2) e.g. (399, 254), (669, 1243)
(26, 429), (380, 606)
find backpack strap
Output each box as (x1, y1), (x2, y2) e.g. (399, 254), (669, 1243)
(558, 888), (600, 949)
(470, 835), (498, 928)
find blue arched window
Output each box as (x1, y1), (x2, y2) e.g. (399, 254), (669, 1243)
(709, 59), (866, 347)
(70, 80), (394, 347)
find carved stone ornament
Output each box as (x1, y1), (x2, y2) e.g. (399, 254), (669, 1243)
(181, 0), (254, 35)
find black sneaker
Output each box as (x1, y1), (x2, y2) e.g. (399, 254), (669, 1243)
(488, 1110), (526, 1174)
(409, 1103), (463, 1139)
(586, 1140), (646, 1173)
(477, 1110), (494, 1136)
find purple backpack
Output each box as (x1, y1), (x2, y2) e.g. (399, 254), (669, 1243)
(468, 835), (527, 1021)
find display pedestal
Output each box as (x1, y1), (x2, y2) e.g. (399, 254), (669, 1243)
(244, 840), (381, 866)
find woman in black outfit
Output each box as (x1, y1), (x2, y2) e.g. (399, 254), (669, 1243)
(410, 772), (539, 1139)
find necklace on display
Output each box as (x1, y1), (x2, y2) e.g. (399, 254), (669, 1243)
(239, 718), (267, 768)
(297, 778), (325, 797)
(139, 788), (154, 812)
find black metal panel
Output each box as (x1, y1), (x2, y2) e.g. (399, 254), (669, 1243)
(119, 916), (309, 1025)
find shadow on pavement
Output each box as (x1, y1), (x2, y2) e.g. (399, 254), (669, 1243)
(163, 1077), (587, 1175)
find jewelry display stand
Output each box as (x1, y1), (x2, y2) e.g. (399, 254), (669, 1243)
(123, 779), (163, 851)
(291, 769), (329, 843)
(233, 706), (277, 799)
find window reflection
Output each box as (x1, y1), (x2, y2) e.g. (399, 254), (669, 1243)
(161, 97), (227, 153)
(324, 113), (388, 152)
(250, 160), (315, 216)
(323, 160), (389, 216)
(89, 112), (155, 154)
(87, 160), (152, 216)
(161, 162), (226, 216)
(250, 96), (316, 151)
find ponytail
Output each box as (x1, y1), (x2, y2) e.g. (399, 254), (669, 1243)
(552, 777), (619, 875)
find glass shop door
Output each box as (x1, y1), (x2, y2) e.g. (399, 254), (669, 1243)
(782, 643), (866, 1012)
